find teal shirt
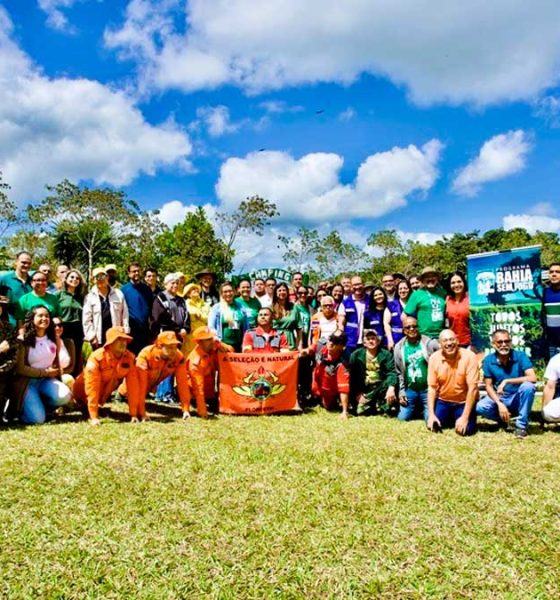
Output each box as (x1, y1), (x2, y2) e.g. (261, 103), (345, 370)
(16, 292), (60, 322)
(294, 303), (311, 348)
(402, 339), (428, 391)
(237, 297), (262, 329)
(0, 271), (32, 325)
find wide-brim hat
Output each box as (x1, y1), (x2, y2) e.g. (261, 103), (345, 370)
(184, 283), (201, 297)
(195, 269), (215, 279)
(92, 267), (107, 278)
(420, 266), (439, 280)
(104, 326), (133, 346)
(192, 326), (214, 342)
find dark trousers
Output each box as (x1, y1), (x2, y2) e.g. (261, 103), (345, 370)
(435, 399), (476, 436)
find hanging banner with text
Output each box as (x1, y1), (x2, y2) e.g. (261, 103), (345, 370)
(218, 352), (301, 415)
(467, 245), (544, 360)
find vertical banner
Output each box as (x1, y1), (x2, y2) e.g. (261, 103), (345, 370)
(218, 352), (301, 414)
(467, 245), (544, 360)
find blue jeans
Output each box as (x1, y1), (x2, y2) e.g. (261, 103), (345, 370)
(22, 378), (72, 425)
(155, 375), (174, 400)
(435, 399), (477, 436)
(476, 381), (536, 430)
(398, 388), (428, 421)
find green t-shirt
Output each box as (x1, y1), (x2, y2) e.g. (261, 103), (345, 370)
(403, 340), (428, 391)
(16, 292), (60, 322)
(294, 304), (311, 347)
(220, 303), (245, 349)
(57, 290), (83, 323)
(404, 289), (445, 338)
(237, 297), (262, 329)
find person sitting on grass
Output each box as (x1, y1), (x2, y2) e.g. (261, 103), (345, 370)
(73, 326), (140, 425)
(312, 331), (351, 419)
(187, 326), (233, 416)
(242, 307), (289, 353)
(11, 306), (72, 425)
(542, 350), (560, 424)
(427, 329), (478, 436)
(476, 329), (536, 439)
(136, 331), (193, 421)
(393, 315), (438, 422)
(349, 329), (398, 417)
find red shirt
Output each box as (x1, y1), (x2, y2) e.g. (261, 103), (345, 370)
(446, 294), (471, 346)
(312, 347), (350, 403)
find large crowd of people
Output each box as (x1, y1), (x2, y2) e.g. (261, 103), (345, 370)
(1, 251), (560, 438)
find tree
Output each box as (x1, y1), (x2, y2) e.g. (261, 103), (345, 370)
(278, 227), (321, 272)
(0, 172), (23, 268)
(155, 207), (233, 279)
(27, 180), (143, 279)
(217, 195), (279, 274)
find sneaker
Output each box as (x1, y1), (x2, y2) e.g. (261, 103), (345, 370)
(514, 427), (528, 439)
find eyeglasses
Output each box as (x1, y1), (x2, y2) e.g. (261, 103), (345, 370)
(298, 292), (308, 296)
(404, 325), (418, 330)
(321, 303), (334, 307)
(495, 340), (511, 345)
(53, 323), (63, 328)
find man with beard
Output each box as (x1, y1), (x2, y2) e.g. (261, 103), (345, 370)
(476, 329), (536, 439)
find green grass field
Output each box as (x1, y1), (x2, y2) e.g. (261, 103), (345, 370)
(2, 405), (559, 599)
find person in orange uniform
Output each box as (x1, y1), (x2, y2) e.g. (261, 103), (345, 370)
(187, 326), (233, 416)
(136, 331), (193, 420)
(74, 326), (140, 425)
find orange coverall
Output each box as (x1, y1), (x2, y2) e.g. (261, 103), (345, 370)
(186, 341), (231, 414)
(135, 344), (195, 416)
(74, 347), (140, 419)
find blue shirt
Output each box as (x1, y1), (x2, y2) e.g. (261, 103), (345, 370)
(121, 281), (153, 326)
(482, 350), (533, 395)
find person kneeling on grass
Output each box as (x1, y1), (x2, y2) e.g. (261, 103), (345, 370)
(187, 326), (233, 417)
(136, 331), (193, 420)
(394, 316), (438, 422)
(541, 351), (560, 424)
(349, 329), (398, 416)
(312, 331), (351, 418)
(74, 326), (140, 425)
(427, 329), (478, 436)
(476, 329), (536, 439)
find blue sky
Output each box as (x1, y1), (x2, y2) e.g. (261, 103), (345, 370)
(2, 1), (560, 269)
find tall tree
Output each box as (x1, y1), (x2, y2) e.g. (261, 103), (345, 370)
(27, 180), (143, 279)
(155, 207), (233, 279)
(217, 195), (279, 274)
(0, 172), (22, 268)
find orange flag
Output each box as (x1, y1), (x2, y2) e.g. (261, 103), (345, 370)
(218, 352), (301, 415)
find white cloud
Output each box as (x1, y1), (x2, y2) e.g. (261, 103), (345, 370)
(451, 130), (532, 197)
(338, 107), (356, 122)
(398, 230), (451, 245)
(37, 0), (80, 32)
(157, 200), (217, 227)
(194, 105), (240, 137)
(503, 214), (560, 234)
(215, 140), (443, 223)
(106, 0), (560, 106)
(259, 100), (304, 114)
(534, 95), (560, 127)
(0, 6), (192, 204)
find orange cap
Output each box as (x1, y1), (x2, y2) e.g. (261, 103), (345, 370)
(156, 331), (181, 346)
(104, 326), (133, 346)
(192, 326), (214, 342)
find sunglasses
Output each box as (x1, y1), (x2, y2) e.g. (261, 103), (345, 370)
(404, 325), (418, 330)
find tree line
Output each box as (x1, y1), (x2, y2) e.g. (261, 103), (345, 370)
(1, 171), (559, 283)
